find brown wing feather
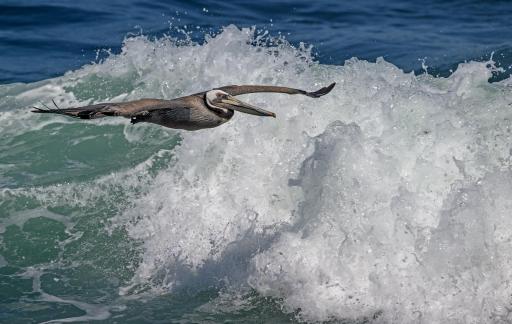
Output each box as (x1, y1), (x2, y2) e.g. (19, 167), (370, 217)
(32, 99), (169, 119)
(113, 99), (170, 116)
(213, 83), (336, 98)
(31, 83), (335, 121)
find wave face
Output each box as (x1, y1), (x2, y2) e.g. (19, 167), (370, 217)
(1, 26), (512, 323)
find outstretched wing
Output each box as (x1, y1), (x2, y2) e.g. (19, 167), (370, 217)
(212, 83), (336, 98)
(31, 99), (170, 119)
(31, 83), (336, 121)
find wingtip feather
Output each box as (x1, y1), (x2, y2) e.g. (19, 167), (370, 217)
(31, 107), (48, 113)
(307, 82), (336, 98)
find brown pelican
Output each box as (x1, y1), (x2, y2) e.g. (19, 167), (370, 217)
(32, 83), (335, 131)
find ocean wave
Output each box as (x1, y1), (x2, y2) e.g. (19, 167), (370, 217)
(1, 25), (512, 323)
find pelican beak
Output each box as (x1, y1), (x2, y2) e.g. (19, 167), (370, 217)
(221, 95), (276, 118)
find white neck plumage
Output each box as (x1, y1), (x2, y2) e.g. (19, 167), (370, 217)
(205, 90), (230, 114)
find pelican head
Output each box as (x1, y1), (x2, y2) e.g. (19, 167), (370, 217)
(205, 90), (276, 118)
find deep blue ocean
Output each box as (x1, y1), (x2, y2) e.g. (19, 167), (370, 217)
(1, 0), (512, 83)
(2, 1), (512, 323)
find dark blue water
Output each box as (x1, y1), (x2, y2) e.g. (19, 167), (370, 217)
(1, 0), (511, 84)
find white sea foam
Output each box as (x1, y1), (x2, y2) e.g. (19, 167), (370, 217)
(2, 26), (512, 323)
(20, 267), (111, 323)
(119, 28), (512, 323)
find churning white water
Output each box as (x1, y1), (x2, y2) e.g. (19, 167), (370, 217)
(111, 27), (512, 323)
(3, 26), (512, 323)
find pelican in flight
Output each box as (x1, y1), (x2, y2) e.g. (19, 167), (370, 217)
(32, 83), (335, 131)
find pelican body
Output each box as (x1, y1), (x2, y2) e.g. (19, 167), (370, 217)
(32, 83), (335, 131)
